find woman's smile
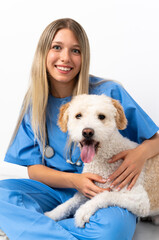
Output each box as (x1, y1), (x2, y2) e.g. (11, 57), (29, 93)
(55, 65), (73, 74)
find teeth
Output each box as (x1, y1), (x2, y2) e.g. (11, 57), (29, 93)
(57, 66), (71, 71)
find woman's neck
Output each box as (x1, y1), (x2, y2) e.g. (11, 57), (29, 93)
(50, 78), (76, 98)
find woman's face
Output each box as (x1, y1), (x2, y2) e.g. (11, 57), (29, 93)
(46, 28), (81, 91)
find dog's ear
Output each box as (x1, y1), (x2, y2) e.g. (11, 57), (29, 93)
(58, 103), (70, 132)
(112, 99), (127, 130)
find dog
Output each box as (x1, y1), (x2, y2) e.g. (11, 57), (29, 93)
(45, 94), (159, 227)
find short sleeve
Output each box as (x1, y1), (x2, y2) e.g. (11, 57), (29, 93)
(89, 77), (159, 144)
(4, 112), (42, 166)
(110, 84), (158, 143)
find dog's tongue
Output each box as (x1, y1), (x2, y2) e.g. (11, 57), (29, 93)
(81, 144), (95, 163)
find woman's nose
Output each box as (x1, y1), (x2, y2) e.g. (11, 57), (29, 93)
(60, 48), (70, 63)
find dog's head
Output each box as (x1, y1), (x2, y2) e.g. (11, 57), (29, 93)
(58, 94), (127, 163)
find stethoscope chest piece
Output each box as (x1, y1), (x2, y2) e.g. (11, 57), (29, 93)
(44, 145), (54, 158)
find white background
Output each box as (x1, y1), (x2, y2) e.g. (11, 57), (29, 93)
(0, 0), (159, 178)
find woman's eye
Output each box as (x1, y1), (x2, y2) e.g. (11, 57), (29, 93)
(98, 114), (106, 120)
(72, 49), (81, 54)
(75, 113), (82, 119)
(52, 45), (61, 50)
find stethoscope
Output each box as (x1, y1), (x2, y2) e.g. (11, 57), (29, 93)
(44, 124), (82, 166)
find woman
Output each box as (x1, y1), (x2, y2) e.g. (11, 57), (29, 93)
(0, 18), (159, 240)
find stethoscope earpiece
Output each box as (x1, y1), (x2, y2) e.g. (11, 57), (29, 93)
(76, 161), (82, 166)
(66, 159), (82, 166)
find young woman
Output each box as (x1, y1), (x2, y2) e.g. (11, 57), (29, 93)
(0, 18), (158, 240)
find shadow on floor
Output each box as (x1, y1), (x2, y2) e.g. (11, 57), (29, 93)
(133, 221), (159, 240)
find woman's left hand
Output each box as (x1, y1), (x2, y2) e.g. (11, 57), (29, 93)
(107, 147), (147, 191)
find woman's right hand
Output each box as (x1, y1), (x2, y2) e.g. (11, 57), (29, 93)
(71, 173), (109, 198)
(28, 165), (110, 198)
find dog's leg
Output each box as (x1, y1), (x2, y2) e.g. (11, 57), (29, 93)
(75, 191), (110, 227)
(75, 185), (150, 227)
(45, 192), (87, 221)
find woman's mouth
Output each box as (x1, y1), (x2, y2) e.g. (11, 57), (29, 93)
(56, 65), (73, 73)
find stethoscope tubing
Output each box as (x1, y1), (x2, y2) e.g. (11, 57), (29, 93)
(44, 124), (82, 166)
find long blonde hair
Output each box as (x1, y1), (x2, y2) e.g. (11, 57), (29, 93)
(9, 18), (90, 153)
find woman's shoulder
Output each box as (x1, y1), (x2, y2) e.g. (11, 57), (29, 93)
(89, 75), (124, 100)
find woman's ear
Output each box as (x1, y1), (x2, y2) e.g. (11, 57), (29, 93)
(58, 103), (70, 132)
(112, 99), (127, 130)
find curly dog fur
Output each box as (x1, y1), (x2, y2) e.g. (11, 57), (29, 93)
(45, 94), (159, 227)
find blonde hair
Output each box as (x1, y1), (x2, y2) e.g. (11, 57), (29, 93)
(9, 18), (90, 154)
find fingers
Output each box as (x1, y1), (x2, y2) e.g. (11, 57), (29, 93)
(83, 185), (102, 198)
(127, 174), (139, 191)
(81, 173), (109, 198)
(85, 191), (97, 199)
(107, 161), (128, 183)
(108, 150), (128, 163)
(84, 185), (111, 199)
(107, 150), (138, 190)
(111, 172), (136, 191)
(108, 165), (140, 191)
(87, 173), (107, 183)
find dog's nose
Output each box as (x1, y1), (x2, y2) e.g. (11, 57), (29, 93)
(82, 128), (94, 139)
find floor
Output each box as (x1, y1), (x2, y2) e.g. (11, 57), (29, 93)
(133, 221), (159, 240)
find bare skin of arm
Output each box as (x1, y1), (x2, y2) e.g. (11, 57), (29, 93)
(28, 165), (109, 199)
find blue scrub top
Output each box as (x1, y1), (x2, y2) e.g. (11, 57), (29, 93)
(4, 76), (159, 173)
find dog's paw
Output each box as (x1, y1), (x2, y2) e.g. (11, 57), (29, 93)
(44, 210), (58, 221)
(44, 209), (63, 221)
(75, 204), (93, 228)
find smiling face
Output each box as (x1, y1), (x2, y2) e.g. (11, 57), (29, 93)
(46, 28), (82, 97)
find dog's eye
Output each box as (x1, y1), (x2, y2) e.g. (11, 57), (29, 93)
(75, 113), (82, 119)
(98, 114), (106, 120)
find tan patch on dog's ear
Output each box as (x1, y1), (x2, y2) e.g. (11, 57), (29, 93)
(58, 103), (70, 132)
(112, 99), (127, 130)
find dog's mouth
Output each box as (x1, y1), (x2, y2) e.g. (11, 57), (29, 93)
(80, 140), (99, 163)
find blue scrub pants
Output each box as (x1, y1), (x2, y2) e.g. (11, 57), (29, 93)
(0, 179), (136, 240)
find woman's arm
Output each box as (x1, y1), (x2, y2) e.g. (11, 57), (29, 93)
(28, 165), (107, 198)
(106, 132), (159, 191)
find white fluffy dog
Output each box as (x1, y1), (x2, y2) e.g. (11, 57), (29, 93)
(45, 94), (159, 227)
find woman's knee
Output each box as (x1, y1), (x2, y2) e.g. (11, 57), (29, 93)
(0, 178), (28, 191)
(89, 207), (136, 240)
(0, 179), (44, 213)
(58, 207), (136, 240)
